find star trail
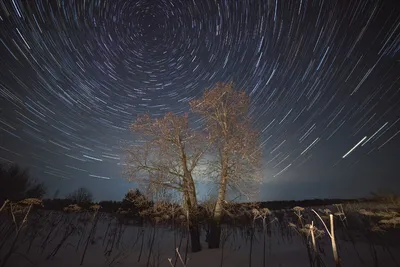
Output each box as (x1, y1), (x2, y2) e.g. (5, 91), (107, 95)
(0, 0), (399, 200)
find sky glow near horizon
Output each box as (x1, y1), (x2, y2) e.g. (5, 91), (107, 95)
(0, 0), (399, 201)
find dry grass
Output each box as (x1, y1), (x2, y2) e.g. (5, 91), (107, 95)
(1, 196), (400, 267)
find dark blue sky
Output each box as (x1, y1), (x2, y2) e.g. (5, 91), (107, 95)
(0, 0), (399, 201)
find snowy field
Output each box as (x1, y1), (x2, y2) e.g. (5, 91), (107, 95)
(1, 210), (399, 267)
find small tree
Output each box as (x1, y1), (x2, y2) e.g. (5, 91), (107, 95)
(125, 112), (207, 252)
(0, 163), (47, 204)
(122, 188), (151, 216)
(190, 82), (262, 248)
(66, 187), (93, 204)
(123, 188), (148, 205)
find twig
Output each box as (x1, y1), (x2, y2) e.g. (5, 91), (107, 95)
(0, 200), (9, 213)
(176, 248), (187, 267)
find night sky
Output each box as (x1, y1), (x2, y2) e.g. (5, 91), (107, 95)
(0, 0), (399, 201)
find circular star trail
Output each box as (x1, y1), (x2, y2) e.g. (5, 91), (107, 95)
(0, 0), (399, 200)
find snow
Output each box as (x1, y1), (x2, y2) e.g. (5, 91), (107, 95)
(2, 212), (400, 267)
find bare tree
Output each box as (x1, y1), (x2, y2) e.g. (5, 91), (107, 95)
(0, 163), (47, 205)
(125, 112), (207, 252)
(66, 187), (93, 204)
(190, 82), (262, 248)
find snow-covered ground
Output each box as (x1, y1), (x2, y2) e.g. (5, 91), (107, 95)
(1, 212), (399, 267)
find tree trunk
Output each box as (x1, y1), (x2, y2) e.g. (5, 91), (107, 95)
(189, 220), (202, 252)
(181, 171), (202, 253)
(207, 218), (221, 249)
(187, 176), (202, 252)
(186, 173), (198, 207)
(183, 196), (202, 253)
(208, 172), (228, 249)
(179, 141), (202, 253)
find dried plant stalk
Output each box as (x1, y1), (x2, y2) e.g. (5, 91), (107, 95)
(312, 209), (341, 267)
(330, 214), (340, 267)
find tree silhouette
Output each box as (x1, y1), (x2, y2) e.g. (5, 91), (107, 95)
(0, 163), (46, 204)
(190, 82), (262, 248)
(66, 187), (93, 204)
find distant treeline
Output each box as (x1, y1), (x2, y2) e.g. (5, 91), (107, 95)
(258, 198), (366, 210)
(38, 196), (367, 214)
(0, 161), (386, 216)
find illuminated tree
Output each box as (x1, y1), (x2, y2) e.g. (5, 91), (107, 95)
(125, 112), (207, 252)
(190, 82), (262, 248)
